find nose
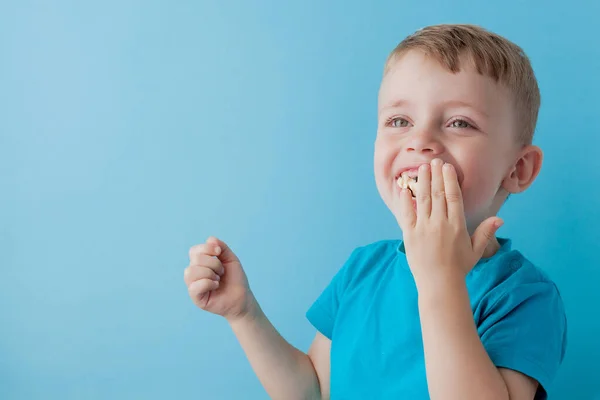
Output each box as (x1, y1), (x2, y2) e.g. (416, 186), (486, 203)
(405, 128), (444, 155)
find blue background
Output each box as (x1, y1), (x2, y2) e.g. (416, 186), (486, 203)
(2, 1), (599, 399)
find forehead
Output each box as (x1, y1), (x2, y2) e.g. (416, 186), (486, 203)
(378, 50), (512, 116)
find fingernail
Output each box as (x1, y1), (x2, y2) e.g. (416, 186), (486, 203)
(215, 274), (221, 281)
(215, 246), (222, 255)
(220, 267), (225, 275)
(494, 220), (504, 228)
(420, 164), (429, 171)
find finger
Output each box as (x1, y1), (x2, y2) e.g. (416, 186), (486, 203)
(184, 265), (221, 287)
(472, 217), (503, 256)
(396, 187), (416, 230)
(188, 278), (220, 299)
(430, 158), (446, 218)
(442, 163), (464, 224)
(206, 236), (240, 264)
(416, 163), (432, 219)
(189, 242), (222, 264)
(188, 253), (224, 276)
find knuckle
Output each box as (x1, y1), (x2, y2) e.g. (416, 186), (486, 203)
(184, 271), (195, 286)
(433, 189), (446, 198)
(188, 281), (199, 296)
(417, 192), (430, 202)
(188, 244), (204, 259)
(206, 236), (217, 243)
(188, 246), (196, 259)
(452, 225), (464, 236)
(445, 192), (461, 202)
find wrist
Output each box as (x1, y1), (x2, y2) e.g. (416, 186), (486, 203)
(415, 270), (467, 303)
(227, 292), (262, 326)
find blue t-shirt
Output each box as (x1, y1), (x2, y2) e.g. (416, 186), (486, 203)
(306, 238), (567, 399)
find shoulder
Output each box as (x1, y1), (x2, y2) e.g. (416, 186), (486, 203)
(347, 239), (401, 267)
(476, 247), (567, 329)
(340, 239), (402, 285)
(476, 248), (568, 386)
(489, 249), (562, 294)
(471, 243), (567, 323)
(472, 242), (562, 296)
(352, 239), (401, 258)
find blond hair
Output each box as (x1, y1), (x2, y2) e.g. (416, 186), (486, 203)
(385, 24), (540, 145)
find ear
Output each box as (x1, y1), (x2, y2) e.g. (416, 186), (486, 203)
(502, 145), (543, 194)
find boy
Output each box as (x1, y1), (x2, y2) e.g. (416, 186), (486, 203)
(184, 24), (567, 399)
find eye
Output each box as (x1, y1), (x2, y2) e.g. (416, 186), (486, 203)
(387, 117), (411, 128)
(449, 119), (473, 129)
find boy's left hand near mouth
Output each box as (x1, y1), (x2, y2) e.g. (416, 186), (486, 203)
(394, 158), (504, 290)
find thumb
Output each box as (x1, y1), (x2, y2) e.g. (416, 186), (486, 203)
(471, 217), (503, 256)
(206, 236), (240, 264)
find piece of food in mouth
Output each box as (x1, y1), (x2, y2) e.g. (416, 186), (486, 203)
(396, 174), (418, 197)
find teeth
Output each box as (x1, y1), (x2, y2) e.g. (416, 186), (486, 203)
(396, 174), (417, 196)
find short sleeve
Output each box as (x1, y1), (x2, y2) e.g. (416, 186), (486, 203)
(479, 282), (567, 399)
(305, 248), (360, 339)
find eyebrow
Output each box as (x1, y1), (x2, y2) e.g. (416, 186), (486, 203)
(378, 99), (490, 119)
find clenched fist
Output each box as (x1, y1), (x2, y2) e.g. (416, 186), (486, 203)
(184, 236), (256, 322)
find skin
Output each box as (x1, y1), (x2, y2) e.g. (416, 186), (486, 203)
(183, 49), (544, 399)
(375, 50), (543, 399)
(376, 50), (541, 247)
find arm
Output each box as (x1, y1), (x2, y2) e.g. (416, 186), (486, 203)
(308, 332), (331, 400)
(186, 238), (333, 399)
(418, 279), (538, 400)
(394, 161), (542, 400)
(229, 300), (330, 400)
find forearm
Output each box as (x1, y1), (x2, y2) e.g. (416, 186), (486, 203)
(417, 278), (509, 400)
(228, 299), (321, 400)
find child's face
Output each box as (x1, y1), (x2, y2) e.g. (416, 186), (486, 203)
(375, 50), (521, 233)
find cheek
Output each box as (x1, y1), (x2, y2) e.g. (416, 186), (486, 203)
(373, 137), (397, 201)
(373, 138), (394, 179)
(460, 162), (502, 212)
